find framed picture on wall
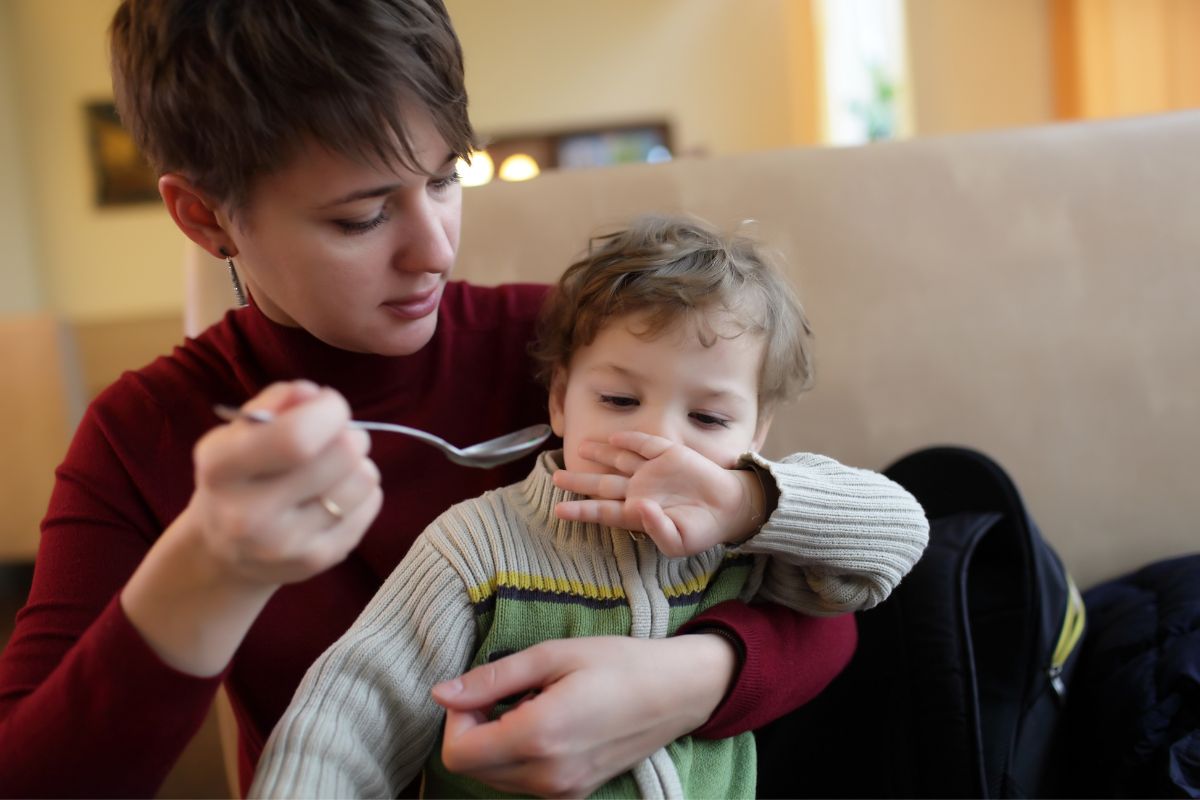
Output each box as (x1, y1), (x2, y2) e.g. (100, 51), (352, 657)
(482, 121), (673, 178)
(84, 100), (159, 206)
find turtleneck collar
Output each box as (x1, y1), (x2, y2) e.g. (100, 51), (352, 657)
(231, 291), (441, 409)
(516, 450), (625, 548)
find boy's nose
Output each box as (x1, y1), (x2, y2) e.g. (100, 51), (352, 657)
(636, 413), (681, 445)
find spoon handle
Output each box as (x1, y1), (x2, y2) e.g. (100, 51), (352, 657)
(348, 420), (457, 452)
(212, 405), (458, 454)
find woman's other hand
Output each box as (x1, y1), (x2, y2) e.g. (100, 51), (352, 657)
(431, 634), (736, 798)
(552, 431), (764, 557)
(121, 380), (382, 675)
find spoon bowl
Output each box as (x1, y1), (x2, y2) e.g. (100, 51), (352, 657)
(213, 405), (551, 469)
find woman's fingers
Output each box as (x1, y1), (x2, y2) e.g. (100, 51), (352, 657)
(199, 385), (352, 483)
(441, 703), (625, 798)
(433, 642), (563, 712)
(273, 427), (372, 511)
(435, 636), (732, 798)
(192, 381), (382, 585)
(306, 452), (381, 526)
(438, 707), (527, 776)
(297, 483), (383, 570)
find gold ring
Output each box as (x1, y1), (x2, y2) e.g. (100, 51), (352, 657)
(318, 496), (345, 521)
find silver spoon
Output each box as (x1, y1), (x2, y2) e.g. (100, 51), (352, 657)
(213, 404), (551, 469)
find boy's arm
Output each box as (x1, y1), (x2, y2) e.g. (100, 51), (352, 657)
(249, 535), (475, 799)
(730, 451), (929, 615)
(681, 451), (921, 737)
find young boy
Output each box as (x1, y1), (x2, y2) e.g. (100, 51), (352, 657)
(250, 215), (928, 799)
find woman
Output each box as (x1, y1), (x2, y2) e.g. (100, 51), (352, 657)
(0, 1), (924, 797)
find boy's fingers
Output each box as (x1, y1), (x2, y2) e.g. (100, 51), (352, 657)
(607, 431), (673, 461)
(638, 503), (686, 557)
(554, 499), (632, 529)
(637, 500), (678, 543)
(552, 469), (629, 500)
(575, 441), (647, 475)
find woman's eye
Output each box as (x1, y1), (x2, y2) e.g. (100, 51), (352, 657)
(431, 171), (461, 192)
(599, 394), (638, 409)
(335, 210), (390, 235)
(690, 411), (730, 429)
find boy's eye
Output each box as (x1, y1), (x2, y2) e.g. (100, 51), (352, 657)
(690, 411), (731, 429)
(598, 394), (638, 409)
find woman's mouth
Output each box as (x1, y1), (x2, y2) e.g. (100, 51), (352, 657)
(382, 287), (441, 320)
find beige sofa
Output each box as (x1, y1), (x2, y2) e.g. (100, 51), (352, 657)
(188, 111), (1200, 592)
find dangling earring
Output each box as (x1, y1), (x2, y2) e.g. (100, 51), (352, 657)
(219, 247), (248, 308)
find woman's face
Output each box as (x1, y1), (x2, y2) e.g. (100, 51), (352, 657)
(223, 106), (462, 356)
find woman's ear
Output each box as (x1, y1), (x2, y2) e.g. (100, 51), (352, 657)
(158, 174), (237, 259)
(548, 369), (568, 438)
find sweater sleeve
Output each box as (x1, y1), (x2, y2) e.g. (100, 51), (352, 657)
(249, 534), (477, 799)
(731, 451), (929, 615)
(678, 452), (926, 739)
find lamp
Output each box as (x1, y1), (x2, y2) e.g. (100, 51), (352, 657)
(498, 153), (540, 182)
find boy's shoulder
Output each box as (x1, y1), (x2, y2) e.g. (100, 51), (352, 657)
(418, 476), (535, 553)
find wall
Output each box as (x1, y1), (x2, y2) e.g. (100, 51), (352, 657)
(1052, 0), (1200, 119)
(1, 0), (818, 325)
(5, 0), (185, 323)
(0, 0), (41, 314)
(446, 0), (808, 158)
(905, 0), (1055, 136)
(2, 0), (1072, 323)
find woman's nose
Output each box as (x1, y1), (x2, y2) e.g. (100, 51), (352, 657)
(391, 201), (455, 275)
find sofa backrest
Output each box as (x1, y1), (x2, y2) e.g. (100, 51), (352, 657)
(454, 112), (1200, 588)
(186, 112), (1200, 588)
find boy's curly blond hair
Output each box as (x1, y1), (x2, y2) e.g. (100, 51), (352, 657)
(532, 213), (813, 413)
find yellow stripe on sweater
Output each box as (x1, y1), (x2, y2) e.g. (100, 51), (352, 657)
(466, 572), (627, 604)
(662, 574), (714, 599)
(662, 552), (750, 599)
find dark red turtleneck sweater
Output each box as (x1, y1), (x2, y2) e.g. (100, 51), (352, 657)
(0, 282), (854, 797)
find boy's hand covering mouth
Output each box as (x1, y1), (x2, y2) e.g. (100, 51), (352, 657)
(552, 431), (764, 557)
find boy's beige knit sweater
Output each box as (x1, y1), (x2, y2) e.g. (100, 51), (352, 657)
(250, 450), (928, 799)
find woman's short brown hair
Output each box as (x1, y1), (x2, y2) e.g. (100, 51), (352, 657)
(532, 214), (814, 414)
(109, 0), (477, 208)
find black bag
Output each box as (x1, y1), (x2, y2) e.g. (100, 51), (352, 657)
(756, 446), (1085, 798)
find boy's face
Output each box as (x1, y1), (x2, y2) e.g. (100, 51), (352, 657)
(550, 310), (770, 473)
